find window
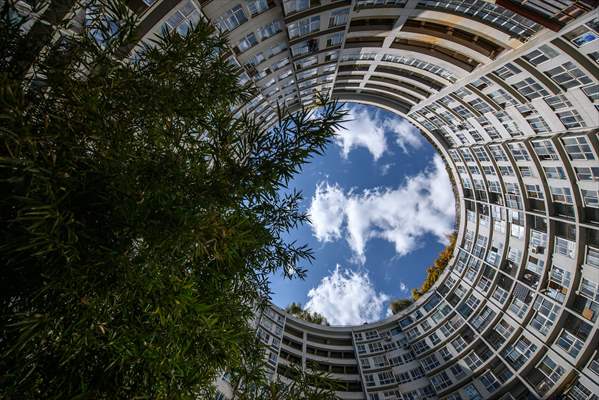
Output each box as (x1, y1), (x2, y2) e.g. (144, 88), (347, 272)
(365, 374), (375, 387)
(480, 371), (500, 392)
(396, 371), (411, 384)
(258, 20), (282, 40)
(463, 384), (482, 400)
(544, 94), (572, 110)
(549, 265), (572, 288)
(523, 44), (559, 66)
(369, 342), (383, 353)
(163, 0), (201, 37)
(519, 166), (534, 177)
(565, 24), (599, 47)
(246, 0), (269, 16)
(329, 8), (349, 27)
(575, 166), (599, 181)
(378, 371), (394, 385)
(410, 366), (425, 380)
(513, 78), (549, 100)
(287, 15), (320, 39)
(582, 84), (599, 102)
(530, 297), (559, 335)
(563, 136), (595, 160)
(503, 336), (536, 369)
(546, 61), (593, 90)
(532, 140), (559, 160)
(422, 354), (440, 371)
(431, 371), (452, 390)
(537, 355), (565, 389)
(556, 329), (585, 358)
(450, 363), (466, 380)
(489, 145), (508, 161)
(216, 5), (247, 32)
(582, 189), (599, 208)
(557, 110), (586, 128)
(544, 166), (566, 179)
(499, 165), (515, 176)
(282, 0), (309, 14)
(238, 32), (258, 52)
(488, 88), (518, 107)
(555, 237), (575, 258)
(550, 186), (573, 204)
(372, 355), (386, 367)
(495, 319), (515, 339)
(495, 62), (521, 79)
(326, 32), (344, 47)
(586, 247), (599, 268)
(451, 336), (467, 353)
(469, 98), (493, 114)
(508, 142), (530, 161)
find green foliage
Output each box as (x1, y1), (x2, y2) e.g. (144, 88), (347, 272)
(0, 1), (346, 398)
(228, 341), (339, 400)
(411, 232), (457, 301)
(389, 298), (413, 314)
(285, 302), (329, 325)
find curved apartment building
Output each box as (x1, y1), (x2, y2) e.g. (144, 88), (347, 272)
(121, 0), (599, 399)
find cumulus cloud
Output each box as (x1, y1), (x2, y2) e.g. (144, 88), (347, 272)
(305, 265), (390, 325)
(380, 163), (394, 176)
(308, 155), (455, 263)
(399, 281), (409, 294)
(308, 183), (346, 242)
(334, 106), (387, 161)
(384, 118), (423, 154)
(333, 106), (423, 160)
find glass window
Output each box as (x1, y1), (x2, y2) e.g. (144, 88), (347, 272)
(246, 0), (269, 16)
(523, 44), (559, 66)
(238, 32), (258, 52)
(532, 140), (559, 160)
(282, 0), (309, 14)
(582, 189), (599, 208)
(546, 61), (593, 90)
(550, 186), (573, 204)
(287, 15), (320, 39)
(574, 166), (599, 181)
(544, 166), (566, 179)
(530, 297), (559, 335)
(216, 4), (247, 32)
(555, 237), (575, 259)
(508, 142), (531, 161)
(513, 78), (549, 100)
(544, 94), (572, 110)
(258, 20), (282, 40)
(526, 184), (544, 200)
(495, 62), (522, 79)
(562, 136), (595, 160)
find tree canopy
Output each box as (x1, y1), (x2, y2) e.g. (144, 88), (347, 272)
(0, 1), (346, 398)
(285, 302), (329, 326)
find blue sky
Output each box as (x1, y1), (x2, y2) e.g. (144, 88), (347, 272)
(270, 104), (455, 325)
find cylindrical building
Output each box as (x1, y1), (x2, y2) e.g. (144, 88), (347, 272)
(127, 1), (599, 399)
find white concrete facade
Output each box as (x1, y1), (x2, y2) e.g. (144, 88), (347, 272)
(126, 1), (599, 399)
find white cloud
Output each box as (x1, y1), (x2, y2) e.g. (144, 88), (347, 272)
(333, 106), (423, 160)
(399, 281), (409, 294)
(308, 155), (455, 263)
(334, 106), (387, 161)
(380, 163), (394, 176)
(384, 118), (423, 154)
(308, 182), (346, 242)
(305, 265), (390, 325)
